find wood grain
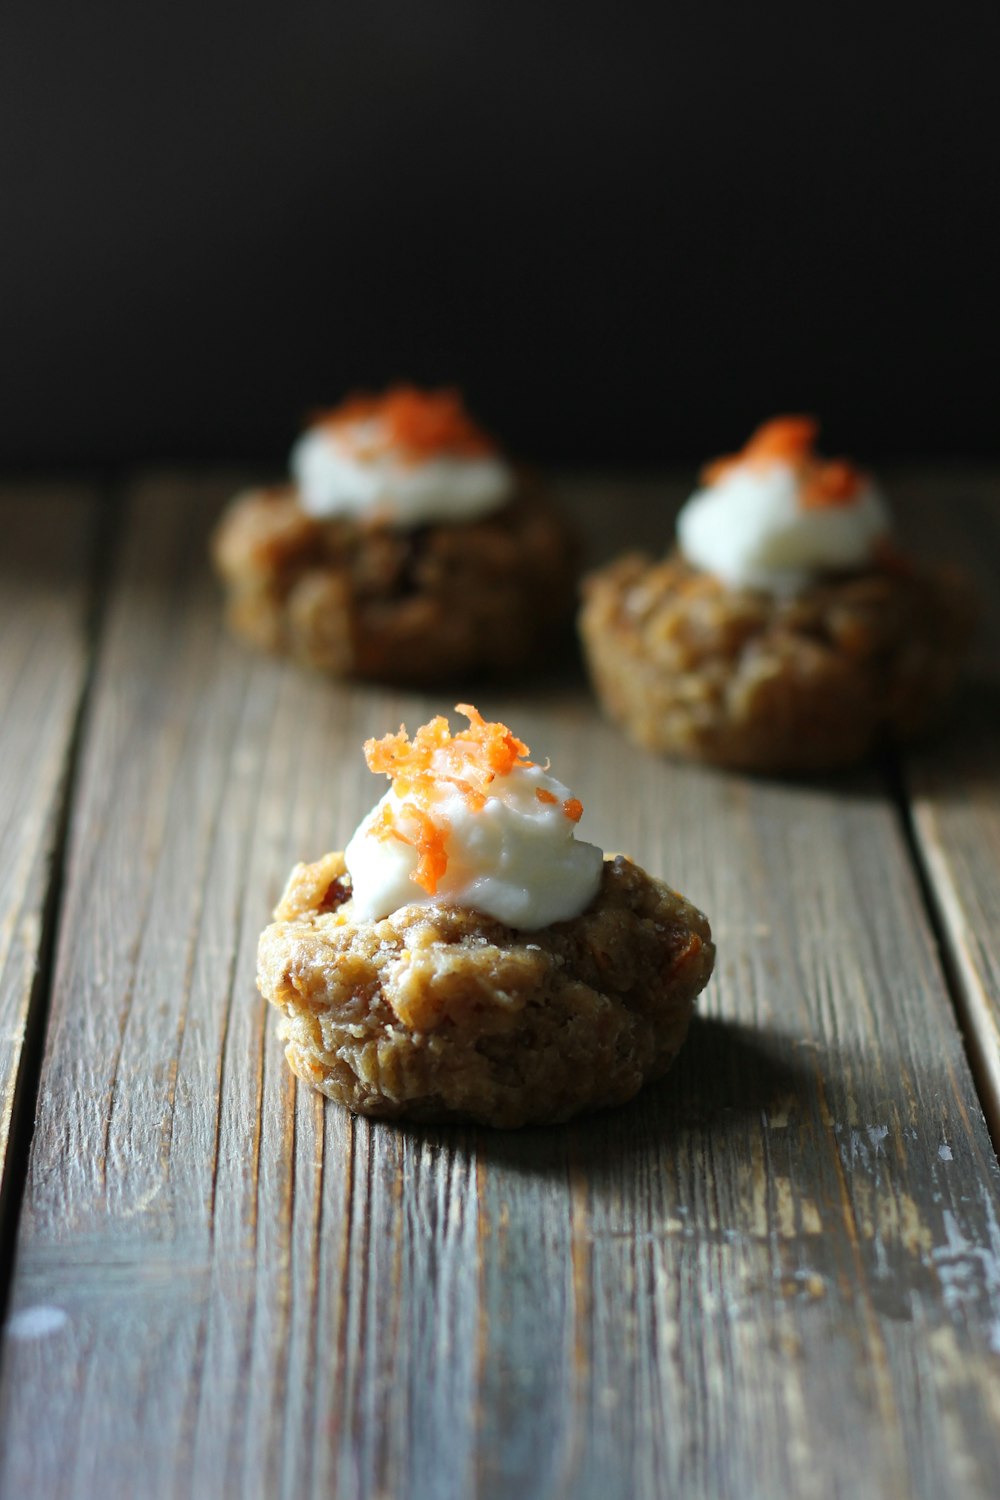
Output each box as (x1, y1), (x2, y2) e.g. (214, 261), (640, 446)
(0, 487), (98, 1256)
(900, 473), (1000, 1149)
(1, 473), (999, 1498)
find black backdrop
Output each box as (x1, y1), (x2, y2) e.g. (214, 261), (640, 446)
(2, 1), (997, 469)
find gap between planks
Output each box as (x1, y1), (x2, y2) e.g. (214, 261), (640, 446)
(0, 484), (111, 1311)
(894, 471), (1000, 1156)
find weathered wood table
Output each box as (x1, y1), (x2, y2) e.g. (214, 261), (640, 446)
(1, 472), (998, 1499)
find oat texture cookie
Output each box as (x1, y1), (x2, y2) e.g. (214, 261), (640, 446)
(580, 417), (975, 772)
(258, 707), (714, 1127)
(212, 387), (576, 683)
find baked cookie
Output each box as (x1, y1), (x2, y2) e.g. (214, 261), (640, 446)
(212, 386), (576, 683)
(257, 707), (714, 1127)
(580, 417), (975, 772)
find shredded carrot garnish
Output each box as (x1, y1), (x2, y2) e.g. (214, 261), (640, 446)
(363, 705), (581, 896)
(312, 385), (496, 462)
(701, 415), (864, 509)
(800, 459), (863, 509)
(537, 786), (582, 821)
(369, 801), (449, 895)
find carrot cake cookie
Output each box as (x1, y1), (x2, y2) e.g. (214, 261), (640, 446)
(580, 417), (975, 771)
(258, 706), (714, 1127)
(212, 386), (576, 683)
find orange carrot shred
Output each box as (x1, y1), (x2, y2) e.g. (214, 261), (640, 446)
(800, 459), (863, 509)
(745, 415), (818, 462)
(562, 798), (583, 823)
(701, 415), (865, 509)
(312, 385), (497, 461)
(536, 787), (559, 805)
(370, 801), (449, 895)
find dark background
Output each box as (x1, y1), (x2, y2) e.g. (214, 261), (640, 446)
(2, 1), (997, 471)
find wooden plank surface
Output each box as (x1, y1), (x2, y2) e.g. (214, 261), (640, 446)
(0, 487), (98, 1256)
(1, 473), (1000, 1499)
(902, 473), (1000, 1148)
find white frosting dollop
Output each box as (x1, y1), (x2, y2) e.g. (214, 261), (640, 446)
(345, 761), (604, 930)
(677, 460), (891, 594)
(291, 417), (514, 526)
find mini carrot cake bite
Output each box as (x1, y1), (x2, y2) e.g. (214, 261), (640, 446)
(212, 385), (577, 682)
(258, 706), (714, 1127)
(580, 417), (975, 772)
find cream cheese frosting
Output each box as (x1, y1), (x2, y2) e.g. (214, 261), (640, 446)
(676, 417), (891, 594)
(344, 706), (603, 930)
(291, 386), (515, 526)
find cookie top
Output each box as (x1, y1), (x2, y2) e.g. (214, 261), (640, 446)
(676, 416), (891, 594)
(290, 385), (515, 526)
(344, 704), (603, 930)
